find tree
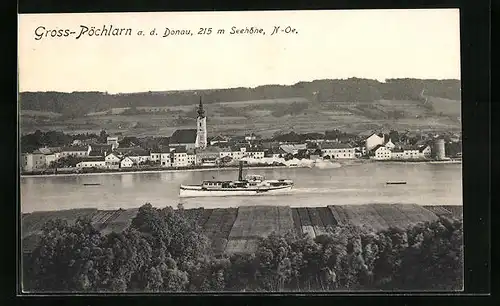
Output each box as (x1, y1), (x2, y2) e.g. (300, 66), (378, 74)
(23, 203), (463, 293)
(99, 130), (108, 143)
(388, 130), (400, 143)
(26, 218), (103, 292)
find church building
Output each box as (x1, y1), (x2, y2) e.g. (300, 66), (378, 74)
(169, 97), (207, 150)
(195, 97), (207, 149)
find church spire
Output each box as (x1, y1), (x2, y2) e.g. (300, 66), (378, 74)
(197, 96), (205, 118)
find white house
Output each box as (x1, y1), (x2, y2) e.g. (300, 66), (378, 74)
(384, 139), (396, 150)
(246, 148), (265, 159)
(172, 151), (188, 167)
(21, 151), (47, 172)
(220, 146), (248, 160)
(159, 153), (171, 167)
(390, 148), (405, 160)
(107, 136), (120, 150)
(105, 153), (121, 169)
(150, 151), (161, 162)
(365, 133), (385, 151)
(418, 144), (432, 159)
(60, 146), (90, 158)
(187, 152), (197, 166)
(76, 157), (106, 168)
(320, 143), (355, 159)
(120, 157), (134, 168)
(150, 147), (170, 163)
(196, 147), (222, 165)
(402, 146), (420, 159)
(128, 154), (151, 165)
(372, 145), (391, 160)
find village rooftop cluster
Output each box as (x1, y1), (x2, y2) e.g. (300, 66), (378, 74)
(21, 130), (462, 174)
(21, 99), (462, 174)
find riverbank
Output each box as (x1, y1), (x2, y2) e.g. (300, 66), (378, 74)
(20, 158), (461, 178)
(20, 164), (297, 178)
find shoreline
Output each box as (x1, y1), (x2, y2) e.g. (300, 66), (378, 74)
(20, 165), (296, 178)
(22, 202), (464, 214)
(20, 159), (462, 178)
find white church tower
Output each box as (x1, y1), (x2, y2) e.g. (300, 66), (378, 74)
(195, 97), (207, 149)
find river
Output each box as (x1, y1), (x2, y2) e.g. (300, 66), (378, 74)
(20, 162), (462, 213)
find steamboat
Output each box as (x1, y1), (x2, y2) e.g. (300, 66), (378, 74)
(179, 161), (294, 197)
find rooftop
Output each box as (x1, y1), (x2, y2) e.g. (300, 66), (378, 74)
(172, 146), (187, 153)
(320, 142), (352, 149)
(61, 146), (89, 152)
(170, 129), (197, 144)
(79, 157), (105, 162)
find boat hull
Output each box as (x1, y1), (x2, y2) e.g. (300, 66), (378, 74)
(179, 184), (293, 198)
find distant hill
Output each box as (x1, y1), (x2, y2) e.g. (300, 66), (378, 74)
(19, 78), (461, 118)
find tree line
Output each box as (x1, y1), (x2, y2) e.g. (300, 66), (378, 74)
(19, 78), (461, 118)
(22, 203), (463, 292)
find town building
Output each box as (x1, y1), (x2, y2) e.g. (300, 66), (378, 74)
(89, 144), (113, 157)
(186, 149), (197, 166)
(384, 139), (396, 150)
(36, 147), (62, 167)
(150, 147), (170, 166)
(171, 147), (189, 167)
(21, 151), (47, 172)
(418, 144), (432, 159)
(246, 147), (265, 159)
(209, 135), (230, 146)
(401, 145), (420, 159)
(105, 153), (121, 169)
(76, 157), (106, 169)
(126, 148), (151, 165)
(160, 151), (172, 168)
(120, 157), (134, 168)
(372, 145), (391, 160)
(220, 146), (247, 160)
(390, 148), (405, 160)
(365, 133), (385, 151)
(169, 129), (198, 150)
(432, 138), (446, 160)
(195, 97), (207, 149)
(106, 136), (120, 150)
(320, 143), (355, 159)
(60, 146), (91, 158)
(196, 147), (223, 165)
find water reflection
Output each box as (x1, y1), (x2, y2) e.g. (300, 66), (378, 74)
(20, 163), (462, 213)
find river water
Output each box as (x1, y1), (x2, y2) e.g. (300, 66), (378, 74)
(20, 162), (462, 213)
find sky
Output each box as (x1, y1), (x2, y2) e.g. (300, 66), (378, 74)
(18, 9), (461, 93)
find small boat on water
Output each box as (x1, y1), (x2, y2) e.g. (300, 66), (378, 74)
(179, 161), (294, 198)
(83, 183), (101, 186)
(386, 181), (407, 185)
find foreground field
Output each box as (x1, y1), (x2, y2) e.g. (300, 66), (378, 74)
(22, 204), (462, 254)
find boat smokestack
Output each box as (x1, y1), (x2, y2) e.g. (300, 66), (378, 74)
(238, 161), (243, 181)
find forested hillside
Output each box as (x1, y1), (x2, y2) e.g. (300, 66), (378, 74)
(19, 78), (461, 118)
